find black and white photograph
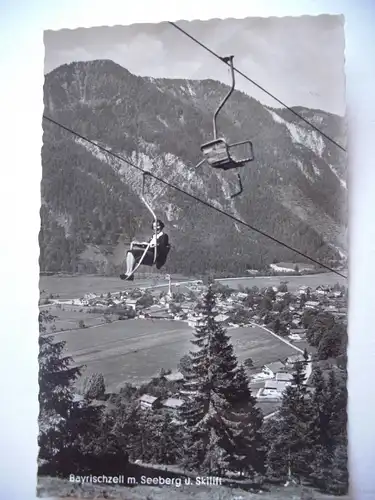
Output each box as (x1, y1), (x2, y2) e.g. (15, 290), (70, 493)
(38, 15), (348, 499)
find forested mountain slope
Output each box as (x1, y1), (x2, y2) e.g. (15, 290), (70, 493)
(41, 59), (347, 276)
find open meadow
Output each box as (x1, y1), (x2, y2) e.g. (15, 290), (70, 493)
(44, 310), (298, 392)
(40, 271), (347, 303)
(39, 274), (190, 301)
(44, 307), (106, 331)
(217, 272), (346, 292)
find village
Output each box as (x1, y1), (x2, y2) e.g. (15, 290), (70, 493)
(63, 278), (347, 420)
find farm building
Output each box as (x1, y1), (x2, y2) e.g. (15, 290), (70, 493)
(187, 313), (205, 328)
(263, 379), (291, 396)
(256, 380), (290, 401)
(72, 393), (113, 410)
(165, 372), (184, 383)
(289, 333), (303, 341)
(139, 394), (160, 410)
(180, 389), (198, 398)
(305, 301), (320, 309)
(285, 354), (306, 366)
(256, 387), (281, 402)
(161, 397), (184, 415)
(262, 361), (287, 378)
(276, 372), (294, 383)
(125, 298), (141, 311)
(289, 328), (306, 336)
(324, 305), (339, 313)
(181, 302), (195, 312)
(214, 313), (231, 325)
(148, 310), (173, 319)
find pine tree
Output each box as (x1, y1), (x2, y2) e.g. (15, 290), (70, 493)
(327, 445), (349, 495)
(152, 412), (183, 465)
(306, 312), (335, 348)
(82, 372), (106, 400)
(309, 444), (348, 495)
(227, 365), (265, 479)
(307, 367), (333, 449)
(180, 285), (265, 477)
(179, 285), (233, 473)
(307, 367), (348, 493)
(38, 311), (83, 471)
(266, 361), (313, 483)
(303, 348), (309, 364)
(264, 418), (288, 481)
(63, 400), (108, 475)
(317, 320), (346, 360)
(325, 369), (347, 446)
(110, 399), (144, 461)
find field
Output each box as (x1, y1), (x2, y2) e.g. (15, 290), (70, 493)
(45, 307), (106, 331)
(216, 272), (346, 292)
(39, 272), (327, 393)
(39, 271), (346, 302)
(45, 310), (298, 392)
(40, 275), (187, 301)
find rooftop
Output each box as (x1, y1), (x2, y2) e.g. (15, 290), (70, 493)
(165, 372), (184, 382)
(264, 380), (289, 391)
(264, 361), (286, 373)
(286, 354), (306, 364)
(162, 398), (184, 408)
(276, 372), (294, 382)
(139, 394), (159, 404)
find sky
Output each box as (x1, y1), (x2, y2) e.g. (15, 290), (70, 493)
(44, 15), (346, 116)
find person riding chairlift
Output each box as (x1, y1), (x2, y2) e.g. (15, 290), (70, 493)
(120, 219), (169, 281)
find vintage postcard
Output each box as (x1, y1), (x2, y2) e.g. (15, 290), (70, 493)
(38, 15), (348, 499)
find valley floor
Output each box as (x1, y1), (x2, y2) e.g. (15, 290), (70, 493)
(39, 272), (346, 301)
(45, 317), (300, 393)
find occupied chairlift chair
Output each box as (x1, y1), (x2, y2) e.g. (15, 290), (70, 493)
(127, 172), (171, 279)
(195, 55), (255, 198)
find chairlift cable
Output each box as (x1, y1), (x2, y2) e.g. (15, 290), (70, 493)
(43, 114), (347, 279)
(168, 21), (346, 153)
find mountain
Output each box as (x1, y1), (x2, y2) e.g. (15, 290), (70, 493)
(40, 59), (347, 276)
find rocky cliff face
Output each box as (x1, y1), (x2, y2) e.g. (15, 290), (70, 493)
(40, 59), (347, 276)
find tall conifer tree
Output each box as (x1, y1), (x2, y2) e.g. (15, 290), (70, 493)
(180, 284), (265, 477)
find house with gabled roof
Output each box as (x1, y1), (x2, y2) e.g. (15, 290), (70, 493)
(161, 397), (184, 415)
(139, 394), (160, 410)
(285, 353), (306, 366)
(165, 372), (184, 383)
(262, 361), (287, 378)
(276, 372), (294, 383)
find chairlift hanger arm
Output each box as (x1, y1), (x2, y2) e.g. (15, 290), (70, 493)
(230, 173), (243, 199)
(141, 172), (157, 222)
(213, 55), (235, 140)
(141, 172), (157, 264)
